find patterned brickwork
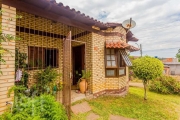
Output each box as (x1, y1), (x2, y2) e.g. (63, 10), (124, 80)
(91, 26), (128, 94)
(0, 4), (16, 115)
(15, 10), (69, 87)
(16, 10), (69, 35)
(91, 33), (105, 93)
(105, 26), (126, 41)
(15, 11), (93, 90)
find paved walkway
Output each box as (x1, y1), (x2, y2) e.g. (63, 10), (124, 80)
(71, 102), (91, 114)
(129, 82), (144, 88)
(56, 90), (86, 103)
(71, 102), (136, 120)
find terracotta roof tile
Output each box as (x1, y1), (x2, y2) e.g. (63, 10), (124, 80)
(106, 40), (139, 52)
(106, 40), (130, 48)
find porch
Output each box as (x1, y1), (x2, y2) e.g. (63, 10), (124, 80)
(15, 9), (93, 91)
(56, 90), (93, 103)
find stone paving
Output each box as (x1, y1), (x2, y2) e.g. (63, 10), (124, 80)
(56, 90), (86, 103)
(71, 101), (91, 114)
(71, 101), (136, 120)
(86, 112), (100, 120)
(129, 82), (144, 88)
(69, 86), (138, 119)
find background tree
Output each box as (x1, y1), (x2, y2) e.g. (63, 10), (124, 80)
(132, 56), (164, 100)
(176, 49), (180, 62)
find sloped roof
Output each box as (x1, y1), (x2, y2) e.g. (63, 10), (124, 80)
(3, 0), (138, 42)
(126, 31), (139, 42)
(23, 0), (111, 29)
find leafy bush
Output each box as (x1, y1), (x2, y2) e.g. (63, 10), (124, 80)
(0, 112), (12, 120)
(8, 85), (27, 97)
(132, 56), (164, 100)
(132, 56), (164, 81)
(0, 95), (68, 120)
(33, 66), (61, 95)
(149, 75), (180, 95)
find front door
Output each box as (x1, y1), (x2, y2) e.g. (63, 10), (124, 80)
(72, 45), (85, 85)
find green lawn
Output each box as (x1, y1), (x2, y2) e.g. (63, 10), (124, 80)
(72, 87), (180, 120)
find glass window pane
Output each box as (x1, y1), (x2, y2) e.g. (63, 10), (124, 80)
(106, 55), (111, 60)
(119, 68), (125, 75)
(106, 70), (115, 76)
(106, 49), (110, 54)
(111, 55), (115, 60)
(107, 61), (111, 67)
(111, 49), (115, 54)
(111, 61), (116, 66)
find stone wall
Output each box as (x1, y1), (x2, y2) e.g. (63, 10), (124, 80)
(0, 4), (16, 115)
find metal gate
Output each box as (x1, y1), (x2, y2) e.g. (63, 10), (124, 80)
(62, 31), (72, 119)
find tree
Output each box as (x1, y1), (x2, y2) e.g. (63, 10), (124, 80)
(132, 56), (164, 100)
(176, 49), (180, 62)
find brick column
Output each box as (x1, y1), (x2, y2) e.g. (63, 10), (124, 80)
(0, 4), (16, 115)
(91, 33), (105, 94)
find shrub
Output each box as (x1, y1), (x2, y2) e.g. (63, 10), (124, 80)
(0, 95), (68, 120)
(0, 112), (12, 120)
(149, 75), (180, 95)
(132, 56), (163, 81)
(33, 66), (60, 95)
(132, 56), (164, 100)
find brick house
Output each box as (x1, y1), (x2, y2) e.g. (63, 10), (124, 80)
(0, 0), (139, 114)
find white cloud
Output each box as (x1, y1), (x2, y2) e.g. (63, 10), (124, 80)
(56, 0), (180, 58)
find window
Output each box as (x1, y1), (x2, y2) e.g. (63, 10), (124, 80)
(106, 49), (116, 67)
(28, 46), (59, 69)
(105, 49), (131, 77)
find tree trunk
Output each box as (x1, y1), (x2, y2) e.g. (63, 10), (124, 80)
(143, 80), (147, 100)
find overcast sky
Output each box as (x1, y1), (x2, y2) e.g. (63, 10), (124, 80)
(56, 0), (180, 58)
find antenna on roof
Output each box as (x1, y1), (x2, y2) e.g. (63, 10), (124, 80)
(122, 18), (136, 33)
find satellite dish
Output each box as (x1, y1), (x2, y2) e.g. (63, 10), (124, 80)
(122, 18), (136, 29)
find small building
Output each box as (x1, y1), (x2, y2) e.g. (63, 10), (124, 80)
(0, 0), (139, 114)
(163, 65), (170, 75)
(163, 62), (180, 75)
(161, 58), (178, 62)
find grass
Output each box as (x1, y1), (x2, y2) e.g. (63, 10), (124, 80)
(71, 87), (180, 120)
